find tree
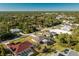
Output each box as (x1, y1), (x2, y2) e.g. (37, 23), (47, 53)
(0, 33), (18, 42)
(0, 44), (13, 56)
(56, 33), (78, 47)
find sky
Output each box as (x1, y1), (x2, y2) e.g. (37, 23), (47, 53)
(0, 3), (79, 11)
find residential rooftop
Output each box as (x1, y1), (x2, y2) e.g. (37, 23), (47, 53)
(7, 41), (33, 55)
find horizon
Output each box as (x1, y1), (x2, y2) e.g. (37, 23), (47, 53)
(0, 3), (79, 11)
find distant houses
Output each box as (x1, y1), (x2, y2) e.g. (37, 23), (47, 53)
(56, 15), (64, 20)
(56, 14), (67, 20)
(67, 16), (76, 20)
(49, 24), (72, 35)
(56, 14), (75, 20)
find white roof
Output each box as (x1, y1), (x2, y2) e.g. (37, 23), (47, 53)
(42, 39), (48, 43)
(10, 28), (21, 33)
(49, 29), (71, 34)
(61, 25), (71, 31)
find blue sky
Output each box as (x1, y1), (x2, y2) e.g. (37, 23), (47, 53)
(0, 3), (79, 11)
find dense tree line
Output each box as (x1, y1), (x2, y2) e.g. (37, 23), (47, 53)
(0, 12), (62, 34)
(0, 33), (20, 42)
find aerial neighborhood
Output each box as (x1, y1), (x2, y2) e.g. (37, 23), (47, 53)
(0, 11), (79, 56)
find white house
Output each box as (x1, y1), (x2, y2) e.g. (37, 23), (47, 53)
(10, 28), (21, 33)
(49, 29), (71, 35)
(61, 24), (72, 31)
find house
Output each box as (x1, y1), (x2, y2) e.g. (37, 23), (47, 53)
(67, 50), (79, 56)
(49, 32), (58, 36)
(56, 15), (64, 19)
(56, 49), (79, 56)
(63, 49), (79, 56)
(49, 29), (71, 35)
(41, 39), (48, 44)
(7, 41), (35, 56)
(61, 24), (72, 31)
(10, 28), (21, 33)
(56, 14), (67, 20)
(67, 16), (76, 20)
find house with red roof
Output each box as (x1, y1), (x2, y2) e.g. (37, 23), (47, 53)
(7, 41), (35, 56)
